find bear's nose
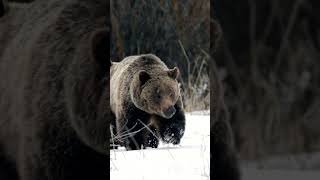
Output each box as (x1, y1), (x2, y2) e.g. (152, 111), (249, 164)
(164, 106), (176, 118)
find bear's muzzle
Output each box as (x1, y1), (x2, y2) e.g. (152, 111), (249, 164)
(163, 106), (176, 119)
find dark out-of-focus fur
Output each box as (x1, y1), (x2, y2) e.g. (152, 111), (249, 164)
(210, 18), (241, 180)
(0, 0), (109, 180)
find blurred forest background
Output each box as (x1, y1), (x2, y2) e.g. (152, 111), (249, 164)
(213, 0), (320, 162)
(111, 0), (320, 164)
(110, 0), (210, 112)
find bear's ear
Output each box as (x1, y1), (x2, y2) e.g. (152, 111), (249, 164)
(139, 70), (151, 86)
(168, 67), (180, 79)
(90, 28), (109, 77)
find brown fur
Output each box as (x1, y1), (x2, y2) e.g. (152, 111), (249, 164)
(110, 54), (186, 150)
(111, 54), (181, 119)
(207, 17), (241, 179)
(0, 0), (109, 179)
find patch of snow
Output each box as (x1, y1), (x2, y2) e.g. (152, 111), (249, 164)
(186, 110), (210, 116)
(110, 111), (320, 180)
(110, 112), (210, 180)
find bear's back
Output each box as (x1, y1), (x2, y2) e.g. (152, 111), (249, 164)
(110, 54), (168, 91)
(128, 54), (168, 71)
(112, 54), (168, 76)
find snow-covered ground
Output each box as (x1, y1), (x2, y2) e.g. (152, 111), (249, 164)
(110, 112), (320, 180)
(110, 112), (210, 180)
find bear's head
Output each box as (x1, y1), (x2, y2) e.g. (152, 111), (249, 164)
(131, 67), (180, 119)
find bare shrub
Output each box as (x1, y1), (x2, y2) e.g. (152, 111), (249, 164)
(213, 0), (320, 160)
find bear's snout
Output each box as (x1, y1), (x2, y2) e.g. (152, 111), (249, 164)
(163, 106), (176, 119)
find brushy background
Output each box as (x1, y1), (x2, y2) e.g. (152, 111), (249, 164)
(213, 0), (320, 162)
(110, 0), (210, 112)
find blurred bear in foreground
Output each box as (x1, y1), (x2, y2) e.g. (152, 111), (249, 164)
(0, 0), (109, 179)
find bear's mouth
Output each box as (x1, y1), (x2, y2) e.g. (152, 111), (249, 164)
(160, 112), (174, 119)
(161, 106), (176, 119)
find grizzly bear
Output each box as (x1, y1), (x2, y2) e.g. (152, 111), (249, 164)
(110, 54), (186, 150)
(0, 0), (109, 180)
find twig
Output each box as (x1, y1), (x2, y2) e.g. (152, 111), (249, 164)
(178, 40), (191, 89)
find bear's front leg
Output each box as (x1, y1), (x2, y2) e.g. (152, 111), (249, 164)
(125, 123), (159, 150)
(116, 112), (150, 150)
(125, 130), (145, 150)
(118, 119), (159, 150)
(143, 125), (159, 148)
